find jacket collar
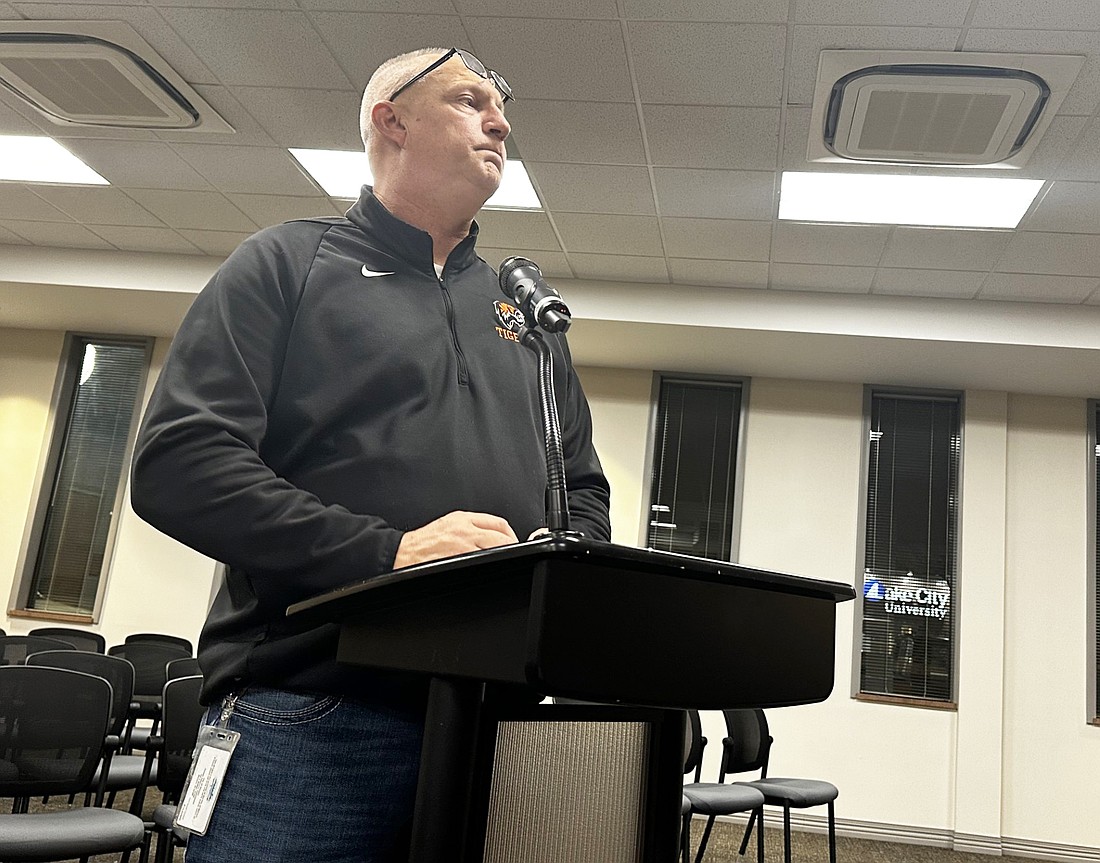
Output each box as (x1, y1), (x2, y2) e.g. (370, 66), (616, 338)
(345, 185), (481, 277)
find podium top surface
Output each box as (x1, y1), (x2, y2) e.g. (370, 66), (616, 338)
(286, 534), (855, 623)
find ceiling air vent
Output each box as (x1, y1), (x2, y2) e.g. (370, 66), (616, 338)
(0, 21), (233, 133)
(808, 51), (1084, 169)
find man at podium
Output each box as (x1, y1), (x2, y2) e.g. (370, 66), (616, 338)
(131, 46), (610, 862)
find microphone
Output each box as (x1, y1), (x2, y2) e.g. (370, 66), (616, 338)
(498, 256), (572, 334)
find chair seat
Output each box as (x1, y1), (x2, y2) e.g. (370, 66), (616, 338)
(745, 777), (838, 807)
(153, 803), (190, 842)
(683, 782), (766, 816)
(0, 808), (145, 861)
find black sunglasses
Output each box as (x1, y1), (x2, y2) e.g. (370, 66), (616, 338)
(388, 47), (513, 104)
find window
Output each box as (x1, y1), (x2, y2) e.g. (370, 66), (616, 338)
(645, 377), (745, 561)
(14, 334), (152, 620)
(1090, 401), (1100, 723)
(857, 388), (960, 706)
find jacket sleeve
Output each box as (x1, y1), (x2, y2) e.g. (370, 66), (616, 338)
(130, 227), (404, 612)
(557, 343), (612, 542)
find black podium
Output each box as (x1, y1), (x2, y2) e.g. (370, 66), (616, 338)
(288, 535), (854, 862)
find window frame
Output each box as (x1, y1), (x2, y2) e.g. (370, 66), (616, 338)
(851, 384), (964, 710)
(638, 372), (750, 562)
(1088, 399), (1099, 725)
(9, 332), (153, 624)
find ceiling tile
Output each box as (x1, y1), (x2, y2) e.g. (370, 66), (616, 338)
(149, 0), (297, 7)
(177, 229), (255, 257)
(788, 26), (960, 106)
(2, 220), (115, 249)
(872, 268), (986, 299)
(305, 0), (456, 10)
(0, 222), (30, 244)
(31, 186), (164, 227)
(769, 262), (874, 293)
(529, 163), (655, 215)
(0, 2), (19, 15)
(9, 4), (218, 85)
(226, 194), (341, 227)
(773, 222), (889, 266)
(1054, 117), (1100, 181)
(454, 0), (618, 17)
(644, 106), (779, 170)
(979, 272), (1099, 304)
(475, 210), (561, 252)
(1021, 181), (1100, 234)
(60, 141), (213, 191)
(971, 0), (1100, 31)
(880, 227), (1011, 271)
(154, 85), (278, 148)
(0, 185), (73, 222)
(570, 253), (669, 283)
(962, 30), (1100, 116)
(507, 101), (645, 165)
(465, 17), (634, 102)
(621, 0), (788, 23)
(653, 169), (775, 220)
(628, 22), (785, 106)
(226, 86), (362, 151)
(157, 8), (355, 89)
(169, 144), (320, 195)
(670, 258), (769, 289)
(88, 225), (202, 254)
(308, 13), (468, 88)
(661, 218), (771, 261)
(0, 94), (47, 135)
(478, 247), (573, 279)
(125, 189), (258, 232)
(554, 213), (661, 256)
(795, 0), (969, 25)
(1014, 115), (1089, 181)
(997, 231), (1100, 277)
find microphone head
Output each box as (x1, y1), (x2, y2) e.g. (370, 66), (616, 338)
(498, 255), (540, 300)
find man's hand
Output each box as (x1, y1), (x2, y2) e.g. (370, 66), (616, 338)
(393, 511), (519, 570)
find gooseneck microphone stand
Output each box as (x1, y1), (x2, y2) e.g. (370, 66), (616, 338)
(518, 326), (574, 535)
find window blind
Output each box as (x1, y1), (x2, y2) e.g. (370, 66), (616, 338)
(646, 379), (742, 561)
(860, 391), (960, 703)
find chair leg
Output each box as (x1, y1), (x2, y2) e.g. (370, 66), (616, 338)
(693, 814), (717, 863)
(739, 808), (756, 855)
(757, 806), (765, 863)
(828, 800), (836, 863)
(783, 805), (792, 863)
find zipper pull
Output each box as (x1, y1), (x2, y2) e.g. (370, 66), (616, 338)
(218, 694), (238, 728)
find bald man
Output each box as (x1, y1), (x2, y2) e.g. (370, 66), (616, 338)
(132, 47), (609, 862)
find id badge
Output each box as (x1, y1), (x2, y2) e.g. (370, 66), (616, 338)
(173, 724), (241, 836)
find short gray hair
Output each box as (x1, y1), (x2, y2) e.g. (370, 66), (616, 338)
(359, 47), (448, 155)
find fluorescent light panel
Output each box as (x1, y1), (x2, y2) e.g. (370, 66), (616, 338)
(779, 171), (1044, 229)
(0, 135), (108, 184)
(289, 148), (541, 210)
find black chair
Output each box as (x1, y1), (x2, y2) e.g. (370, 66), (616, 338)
(165, 657), (202, 681)
(713, 709), (839, 863)
(25, 650), (153, 810)
(29, 627), (106, 653)
(141, 675), (206, 863)
(681, 710), (765, 863)
(0, 665), (146, 862)
(107, 642), (192, 752)
(124, 633), (194, 656)
(0, 635), (75, 665)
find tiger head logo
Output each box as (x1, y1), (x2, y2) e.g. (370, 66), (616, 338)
(493, 300), (526, 333)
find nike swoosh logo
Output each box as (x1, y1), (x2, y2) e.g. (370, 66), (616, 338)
(361, 265), (395, 278)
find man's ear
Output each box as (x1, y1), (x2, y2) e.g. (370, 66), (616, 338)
(371, 101), (407, 148)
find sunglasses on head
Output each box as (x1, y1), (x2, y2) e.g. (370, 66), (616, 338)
(388, 47), (514, 104)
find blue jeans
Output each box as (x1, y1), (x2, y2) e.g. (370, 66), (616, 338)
(184, 688), (424, 863)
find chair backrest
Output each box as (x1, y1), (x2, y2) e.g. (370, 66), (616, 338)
(29, 626), (106, 653)
(166, 656), (202, 680)
(156, 675), (206, 796)
(26, 650), (135, 738)
(0, 665), (112, 798)
(719, 709), (771, 778)
(684, 709), (707, 780)
(0, 635), (75, 665)
(124, 633), (194, 655)
(107, 642), (192, 703)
